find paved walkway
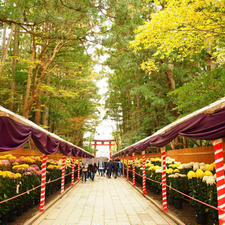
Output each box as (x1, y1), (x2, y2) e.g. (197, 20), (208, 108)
(33, 176), (176, 225)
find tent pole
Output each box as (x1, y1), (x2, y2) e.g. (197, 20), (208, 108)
(132, 153), (135, 187)
(213, 139), (225, 225)
(40, 154), (47, 212)
(61, 155), (66, 194)
(142, 150), (146, 195)
(161, 147), (167, 212)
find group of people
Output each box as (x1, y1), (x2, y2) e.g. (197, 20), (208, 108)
(81, 159), (122, 182)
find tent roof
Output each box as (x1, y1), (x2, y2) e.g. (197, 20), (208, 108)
(113, 97), (225, 157)
(0, 106), (93, 158)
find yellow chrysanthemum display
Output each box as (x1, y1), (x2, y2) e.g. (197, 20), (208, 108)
(166, 168), (173, 174)
(187, 171), (196, 179)
(205, 163), (215, 171)
(12, 164), (29, 169)
(0, 170), (21, 179)
(169, 163), (181, 168)
(204, 170), (213, 177)
(47, 164), (61, 169)
(196, 169), (204, 178)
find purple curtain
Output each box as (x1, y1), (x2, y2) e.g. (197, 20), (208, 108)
(0, 117), (32, 150)
(32, 129), (59, 155)
(59, 142), (73, 156)
(115, 107), (225, 156)
(72, 148), (80, 157)
(0, 116), (93, 158)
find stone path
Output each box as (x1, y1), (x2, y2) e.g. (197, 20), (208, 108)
(33, 176), (177, 225)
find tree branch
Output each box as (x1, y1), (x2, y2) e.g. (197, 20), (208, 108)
(0, 17), (35, 27)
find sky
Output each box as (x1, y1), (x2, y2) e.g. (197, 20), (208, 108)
(92, 64), (116, 158)
(85, 44), (116, 157)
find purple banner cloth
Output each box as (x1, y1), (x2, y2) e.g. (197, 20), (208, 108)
(0, 117), (32, 150)
(32, 129), (59, 155)
(59, 142), (73, 156)
(0, 116), (93, 158)
(72, 148), (80, 157)
(115, 107), (225, 156)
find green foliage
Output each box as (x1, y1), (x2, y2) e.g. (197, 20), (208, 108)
(170, 67), (225, 115)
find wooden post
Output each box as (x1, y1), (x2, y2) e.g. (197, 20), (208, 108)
(94, 141), (97, 157)
(142, 150), (146, 195)
(161, 147), (167, 212)
(126, 155), (129, 181)
(132, 153), (135, 186)
(61, 155), (66, 194)
(123, 155), (125, 178)
(40, 154), (47, 212)
(109, 141), (112, 159)
(71, 157), (75, 186)
(213, 139), (225, 225)
(78, 159), (80, 181)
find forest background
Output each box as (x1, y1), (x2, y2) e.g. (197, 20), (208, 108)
(0, 0), (225, 153)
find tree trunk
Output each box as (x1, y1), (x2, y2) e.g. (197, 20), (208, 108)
(165, 63), (178, 118)
(0, 24), (14, 75)
(165, 64), (175, 90)
(10, 25), (19, 111)
(23, 41), (63, 117)
(135, 75), (141, 129)
(42, 76), (50, 127)
(34, 97), (41, 125)
(23, 34), (36, 118)
(2, 24), (7, 54)
(183, 137), (187, 148)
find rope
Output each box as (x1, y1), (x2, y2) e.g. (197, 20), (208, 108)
(0, 169), (78, 205)
(130, 172), (225, 212)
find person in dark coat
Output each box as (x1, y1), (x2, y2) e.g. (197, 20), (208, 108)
(88, 163), (94, 181)
(107, 160), (114, 178)
(103, 161), (108, 175)
(88, 163), (98, 181)
(113, 160), (119, 178)
(118, 160), (122, 177)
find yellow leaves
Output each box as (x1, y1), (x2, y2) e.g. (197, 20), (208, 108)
(128, 4), (135, 10)
(213, 48), (225, 66)
(141, 59), (159, 74)
(131, 0), (225, 64)
(18, 58), (41, 69)
(41, 84), (78, 99)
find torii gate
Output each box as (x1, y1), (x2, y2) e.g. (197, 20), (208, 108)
(92, 140), (116, 159)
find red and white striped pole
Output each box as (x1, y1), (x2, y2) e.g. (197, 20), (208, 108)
(142, 150), (146, 195)
(40, 154), (47, 212)
(61, 155), (66, 194)
(71, 157), (75, 186)
(78, 159), (80, 181)
(132, 153), (135, 186)
(161, 147), (167, 212)
(123, 155), (125, 178)
(126, 155), (129, 181)
(213, 139), (225, 225)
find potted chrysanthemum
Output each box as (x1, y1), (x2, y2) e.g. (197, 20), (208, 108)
(188, 169), (213, 224)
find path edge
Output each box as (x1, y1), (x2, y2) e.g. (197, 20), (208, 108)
(124, 178), (185, 225)
(24, 181), (79, 225)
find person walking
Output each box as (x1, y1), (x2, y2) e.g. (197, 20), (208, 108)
(113, 160), (119, 179)
(118, 159), (122, 177)
(98, 160), (104, 177)
(107, 160), (114, 178)
(81, 163), (88, 182)
(103, 161), (108, 176)
(88, 163), (98, 181)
